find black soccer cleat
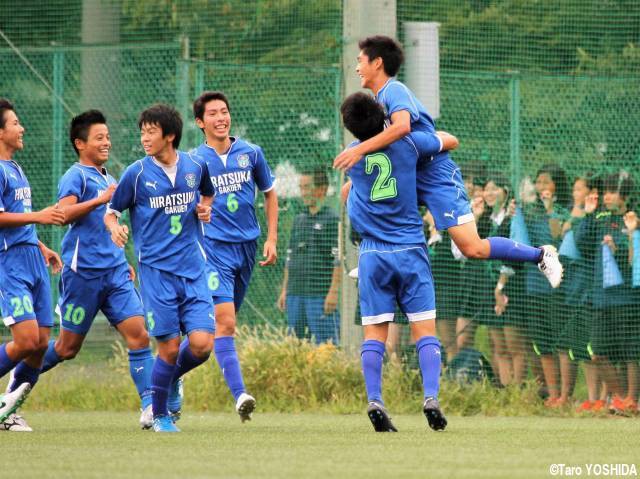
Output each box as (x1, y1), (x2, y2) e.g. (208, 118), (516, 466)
(367, 401), (398, 432)
(423, 397), (447, 431)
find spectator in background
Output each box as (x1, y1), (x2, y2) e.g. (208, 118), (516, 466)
(562, 175), (608, 412)
(575, 172), (639, 414)
(518, 164), (570, 405)
(278, 168), (341, 344)
(478, 173), (517, 386)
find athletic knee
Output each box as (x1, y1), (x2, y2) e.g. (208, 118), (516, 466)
(457, 240), (488, 259)
(215, 315), (236, 336)
(125, 328), (150, 350)
(56, 342), (81, 360)
(13, 336), (41, 356)
(190, 338), (213, 359)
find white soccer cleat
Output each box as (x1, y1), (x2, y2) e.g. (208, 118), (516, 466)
(235, 393), (256, 423)
(139, 404), (153, 430)
(538, 245), (563, 288)
(1, 413), (32, 432)
(0, 382), (31, 423)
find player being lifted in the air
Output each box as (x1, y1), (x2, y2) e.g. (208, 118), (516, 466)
(105, 104), (215, 433)
(341, 92), (457, 432)
(28, 110), (154, 430)
(182, 91), (278, 422)
(0, 98), (65, 431)
(334, 36), (563, 287)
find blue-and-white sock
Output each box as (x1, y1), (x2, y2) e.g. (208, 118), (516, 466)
(214, 336), (245, 401)
(9, 361), (40, 392)
(361, 339), (385, 404)
(173, 337), (209, 380)
(488, 237), (543, 263)
(128, 347), (154, 409)
(416, 336), (442, 399)
(40, 340), (63, 374)
(0, 343), (17, 378)
(151, 357), (176, 418)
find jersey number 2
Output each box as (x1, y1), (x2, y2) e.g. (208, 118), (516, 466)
(366, 153), (397, 201)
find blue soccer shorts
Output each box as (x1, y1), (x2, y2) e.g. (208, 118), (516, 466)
(57, 262), (144, 335)
(0, 245), (53, 328)
(417, 154), (473, 231)
(138, 263), (215, 339)
(204, 239), (257, 311)
(358, 239), (436, 325)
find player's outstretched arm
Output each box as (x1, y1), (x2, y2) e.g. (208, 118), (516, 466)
(59, 183), (117, 225)
(436, 131), (459, 151)
(260, 189), (278, 266)
(334, 110), (411, 171)
(0, 204), (65, 227)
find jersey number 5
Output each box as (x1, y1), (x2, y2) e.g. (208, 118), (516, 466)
(366, 153), (397, 201)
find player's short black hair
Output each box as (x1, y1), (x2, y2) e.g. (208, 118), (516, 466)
(138, 104), (182, 149)
(69, 110), (107, 156)
(0, 98), (15, 129)
(302, 167), (330, 189)
(340, 92), (385, 142)
(603, 171), (634, 199)
(358, 35), (404, 77)
(193, 91), (231, 121)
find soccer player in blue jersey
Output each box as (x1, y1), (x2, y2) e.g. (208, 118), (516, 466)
(105, 104), (215, 433)
(0, 98), (65, 430)
(341, 92), (455, 432)
(188, 91), (278, 421)
(334, 36), (563, 288)
(21, 110), (154, 430)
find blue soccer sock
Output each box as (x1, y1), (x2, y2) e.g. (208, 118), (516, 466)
(174, 337), (209, 380)
(361, 339), (385, 404)
(128, 347), (154, 409)
(416, 336), (442, 399)
(488, 237), (543, 263)
(214, 336), (246, 401)
(151, 357), (176, 418)
(0, 343), (18, 378)
(9, 361), (41, 392)
(40, 340), (63, 374)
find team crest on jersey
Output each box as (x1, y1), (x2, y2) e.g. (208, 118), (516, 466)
(237, 154), (250, 168)
(185, 173), (197, 188)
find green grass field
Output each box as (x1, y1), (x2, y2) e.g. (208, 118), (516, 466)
(4, 412), (639, 479)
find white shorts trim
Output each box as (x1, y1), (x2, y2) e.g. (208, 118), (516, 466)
(406, 310), (436, 322)
(360, 246), (423, 255)
(457, 212), (474, 225)
(361, 313), (394, 325)
(3, 315), (15, 327)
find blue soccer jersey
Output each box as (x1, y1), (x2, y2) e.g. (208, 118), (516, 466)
(108, 152), (214, 280)
(192, 138), (274, 243)
(376, 78), (473, 230)
(376, 78), (436, 135)
(58, 164), (127, 273)
(347, 132), (443, 244)
(0, 160), (38, 250)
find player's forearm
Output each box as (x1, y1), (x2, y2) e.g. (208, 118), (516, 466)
(281, 267), (289, 293)
(0, 211), (42, 227)
(264, 190), (278, 242)
(436, 132), (459, 151)
(328, 266), (341, 295)
(201, 195), (214, 207)
(61, 198), (103, 225)
(104, 211), (119, 231)
(341, 181), (351, 204)
(354, 122), (410, 156)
